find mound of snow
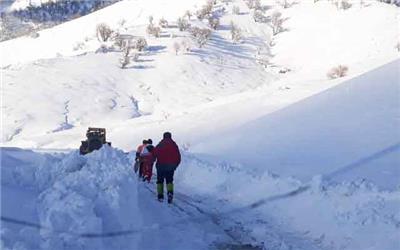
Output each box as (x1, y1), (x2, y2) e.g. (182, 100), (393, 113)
(193, 59), (400, 190)
(176, 152), (400, 250)
(1, 146), (230, 250)
(1, 146), (142, 249)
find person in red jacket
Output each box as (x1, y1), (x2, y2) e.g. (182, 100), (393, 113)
(153, 132), (181, 203)
(140, 139), (155, 183)
(135, 139), (148, 178)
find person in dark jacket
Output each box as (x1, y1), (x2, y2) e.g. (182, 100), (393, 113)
(153, 132), (181, 203)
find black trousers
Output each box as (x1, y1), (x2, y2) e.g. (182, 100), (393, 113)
(156, 167), (174, 184)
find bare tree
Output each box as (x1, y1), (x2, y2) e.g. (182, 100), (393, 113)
(147, 24), (161, 37)
(327, 65), (349, 79)
(230, 21), (242, 43)
(253, 10), (267, 23)
(114, 35), (128, 50)
(159, 18), (169, 28)
(196, 1), (214, 20)
(120, 46), (131, 69)
(255, 47), (271, 68)
(270, 11), (284, 36)
(96, 23), (113, 42)
(177, 17), (190, 31)
(246, 0), (262, 10)
(133, 37), (148, 51)
(191, 27), (212, 48)
(332, 0), (352, 9)
(280, 0), (292, 8)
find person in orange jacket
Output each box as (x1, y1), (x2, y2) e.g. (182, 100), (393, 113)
(135, 139), (148, 178)
(140, 139), (155, 182)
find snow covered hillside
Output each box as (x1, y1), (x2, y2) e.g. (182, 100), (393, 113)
(1, 0), (400, 250)
(1, 0), (399, 150)
(194, 59), (400, 190)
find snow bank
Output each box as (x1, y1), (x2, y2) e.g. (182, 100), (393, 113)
(193, 59), (400, 190)
(177, 153), (400, 250)
(1, 146), (141, 250)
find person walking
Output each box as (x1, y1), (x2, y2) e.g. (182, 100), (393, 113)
(135, 139), (148, 178)
(153, 132), (181, 203)
(140, 139), (155, 182)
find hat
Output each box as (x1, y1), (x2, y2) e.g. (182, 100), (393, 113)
(163, 132), (172, 139)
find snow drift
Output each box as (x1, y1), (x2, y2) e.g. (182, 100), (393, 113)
(193, 59), (400, 190)
(1, 146), (230, 250)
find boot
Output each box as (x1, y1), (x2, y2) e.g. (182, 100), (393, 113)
(167, 183), (174, 204)
(157, 183), (164, 202)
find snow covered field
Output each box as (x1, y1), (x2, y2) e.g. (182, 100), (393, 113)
(1, 0), (400, 249)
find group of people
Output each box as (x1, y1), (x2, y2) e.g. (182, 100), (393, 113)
(135, 132), (181, 203)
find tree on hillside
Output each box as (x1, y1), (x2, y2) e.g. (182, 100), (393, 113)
(191, 27), (212, 48)
(230, 21), (242, 43)
(270, 11), (284, 36)
(327, 65), (349, 79)
(96, 23), (113, 42)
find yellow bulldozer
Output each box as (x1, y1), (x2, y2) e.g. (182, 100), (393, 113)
(79, 127), (111, 155)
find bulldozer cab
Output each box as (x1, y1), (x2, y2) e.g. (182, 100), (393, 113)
(80, 127), (111, 155)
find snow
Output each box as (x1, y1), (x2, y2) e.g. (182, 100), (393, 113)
(1, 0), (400, 249)
(1, 146), (229, 250)
(193, 59), (400, 190)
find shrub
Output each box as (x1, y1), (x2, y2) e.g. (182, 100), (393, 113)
(253, 10), (267, 23)
(255, 47), (271, 68)
(246, 0), (262, 10)
(232, 6), (240, 15)
(96, 23), (113, 42)
(191, 27), (212, 48)
(230, 21), (242, 43)
(333, 0), (352, 10)
(114, 35), (127, 50)
(280, 0), (291, 8)
(270, 11), (284, 35)
(327, 65), (349, 79)
(208, 17), (220, 30)
(159, 18), (169, 28)
(147, 24), (161, 37)
(196, 1), (214, 20)
(133, 37), (148, 51)
(177, 17), (190, 31)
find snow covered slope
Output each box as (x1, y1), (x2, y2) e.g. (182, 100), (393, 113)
(1, 1), (400, 250)
(1, 0), (399, 150)
(193, 59), (400, 190)
(1, 146), (230, 250)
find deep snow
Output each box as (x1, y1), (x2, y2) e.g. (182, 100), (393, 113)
(1, 0), (400, 249)
(193, 59), (400, 190)
(1, 146), (233, 250)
